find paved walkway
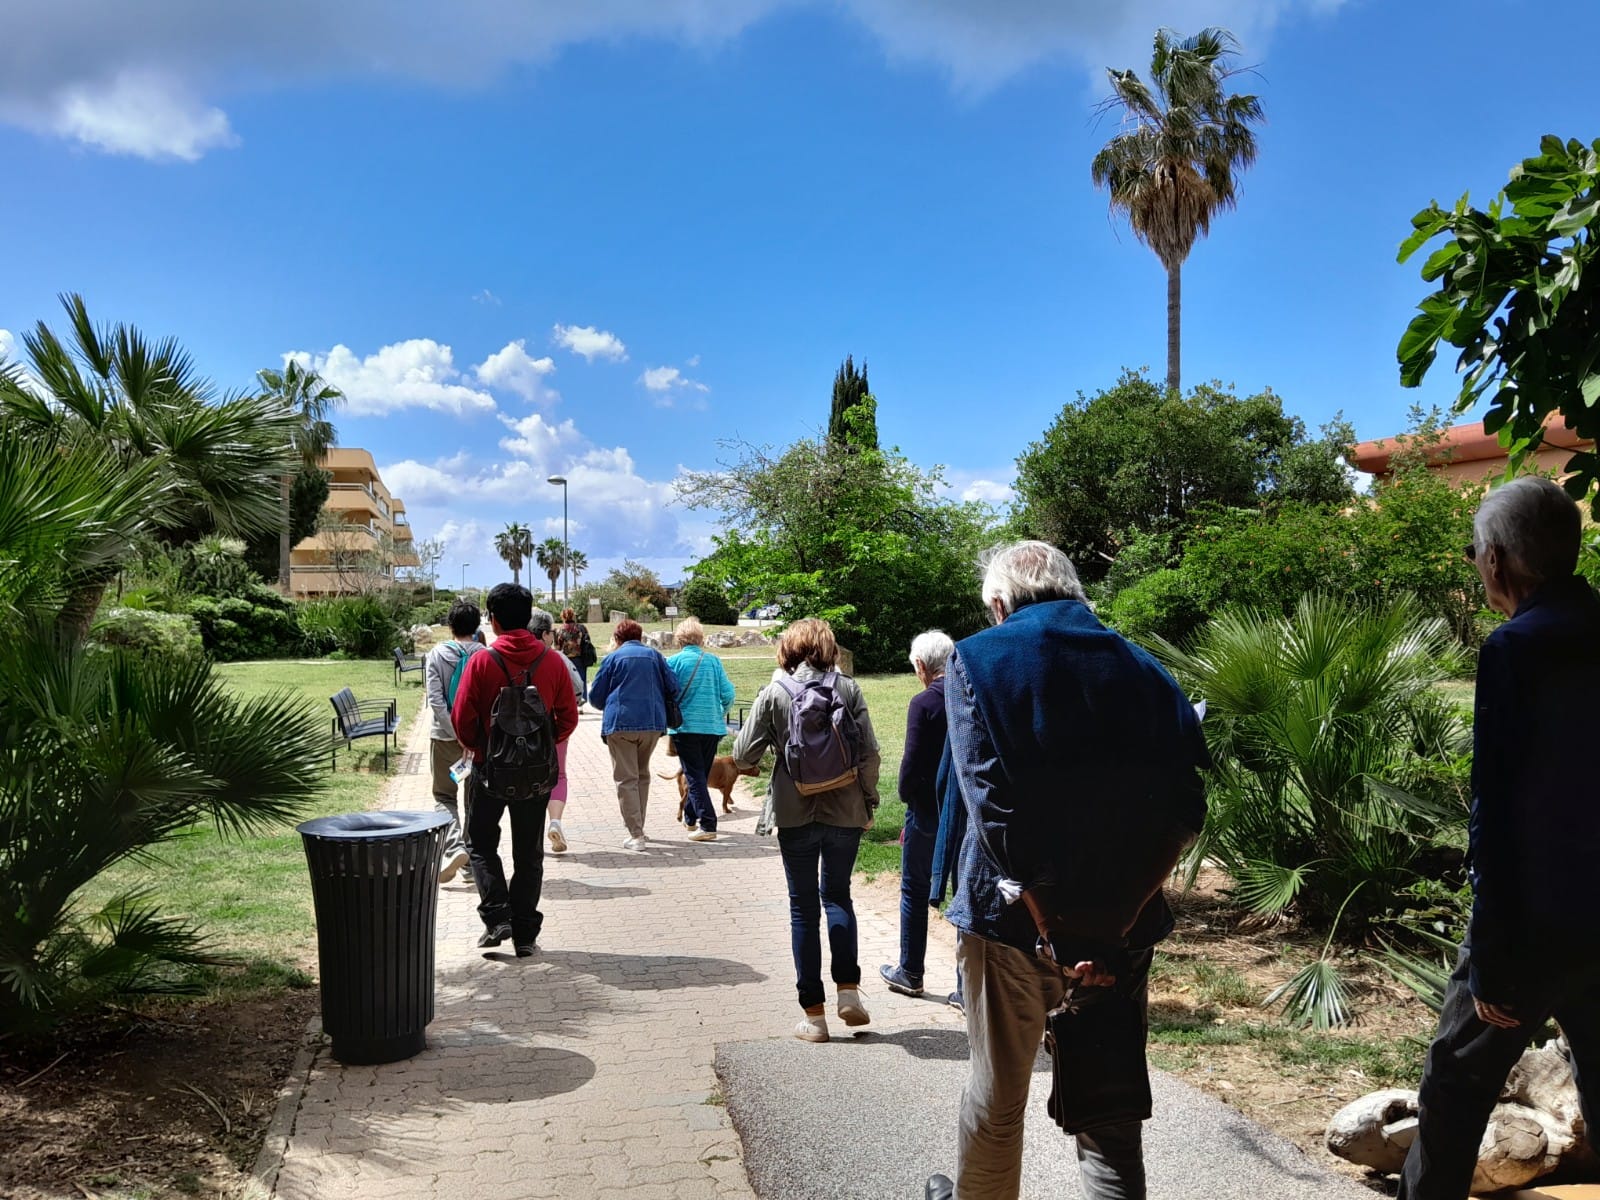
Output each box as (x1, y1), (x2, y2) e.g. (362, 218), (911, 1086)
(268, 699), (960, 1200)
(265, 695), (1367, 1200)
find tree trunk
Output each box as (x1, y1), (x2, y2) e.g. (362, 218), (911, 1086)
(1166, 260), (1182, 394)
(58, 578), (111, 641)
(278, 474), (293, 595)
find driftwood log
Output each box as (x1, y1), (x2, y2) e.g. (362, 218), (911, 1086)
(1326, 1039), (1595, 1193)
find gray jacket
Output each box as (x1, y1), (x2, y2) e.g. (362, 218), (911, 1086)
(424, 639), (479, 742)
(732, 663), (881, 830)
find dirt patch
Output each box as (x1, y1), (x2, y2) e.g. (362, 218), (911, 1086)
(0, 988), (319, 1200)
(855, 867), (1430, 1192)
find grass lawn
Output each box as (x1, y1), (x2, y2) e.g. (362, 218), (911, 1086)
(80, 658), (412, 996)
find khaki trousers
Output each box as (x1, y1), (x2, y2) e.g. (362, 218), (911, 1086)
(428, 737), (468, 859)
(956, 934), (1149, 1200)
(606, 730), (661, 839)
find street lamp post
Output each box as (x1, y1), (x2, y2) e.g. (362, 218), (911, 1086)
(547, 475), (569, 604)
(460, 562), (470, 594)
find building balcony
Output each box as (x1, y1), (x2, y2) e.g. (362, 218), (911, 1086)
(325, 484), (382, 519)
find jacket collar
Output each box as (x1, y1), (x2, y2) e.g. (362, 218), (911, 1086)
(1512, 574), (1599, 621)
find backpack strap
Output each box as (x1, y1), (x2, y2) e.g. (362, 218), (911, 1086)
(774, 671), (804, 699)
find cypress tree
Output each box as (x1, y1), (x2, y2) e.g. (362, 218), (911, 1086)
(828, 355), (878, 449)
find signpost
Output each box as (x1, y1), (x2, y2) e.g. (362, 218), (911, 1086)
(665, 605), (679, 635)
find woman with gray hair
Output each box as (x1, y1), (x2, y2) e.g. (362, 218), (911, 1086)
(880, 629), (955, 999)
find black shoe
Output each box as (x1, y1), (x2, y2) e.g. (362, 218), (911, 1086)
(514, 941), (537, 957)
(926, 1173), (954, 1200)
(477, 922), (512, 948)
(879, 964), (925, 997)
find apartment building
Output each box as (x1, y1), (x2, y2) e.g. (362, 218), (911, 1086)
(1352, 418), (1592, 486)
(289, 448), (421, 596)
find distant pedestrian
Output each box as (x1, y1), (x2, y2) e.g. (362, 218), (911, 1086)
(588, 618), (680, 852)
(732, 618), (881, 1043)
(1398, 477), (1600, 1199)
(667, 617), (738, 842)
(536, 611), (588, 855)
(423, 598), (482, 885)
(557, 606), (596, 703)
(880, 629), (953, 999)
(451, 584), (578, 956)
(924, 541), (1208, 1200)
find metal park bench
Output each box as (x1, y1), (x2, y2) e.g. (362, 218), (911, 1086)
(330, 687), (400, 770)
(392, 646), (424, 686)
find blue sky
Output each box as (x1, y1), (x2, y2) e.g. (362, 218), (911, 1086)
(3, 0), (1597, 589)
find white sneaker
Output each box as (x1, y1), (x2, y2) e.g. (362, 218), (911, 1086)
(794, 1012), (829, 1043)
(689, 829), (718, 842)
(438, 850), (469, 883)
(547, 821), (567, 853)
(837, 987), (870, 1028)
(622, 836), (647, 852)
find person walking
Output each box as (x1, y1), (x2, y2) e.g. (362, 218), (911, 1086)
(732, 618), (881, 1043)
(924, 541), (1208, 1200)
(450, 585), (578, 956)
(423, 598), (483, 885)
(666, 617), (738, 842)
(1398, 477), (1600, 1199)
(541, 616), (588, 854)
(556, 606), (596, 704)
(880, 629), (953, 997)
(588, 618), (679, 852)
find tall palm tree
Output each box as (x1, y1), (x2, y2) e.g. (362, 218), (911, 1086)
(258, 361), (341, 594)
(567, 549), (588, 592)
(534, 537), (566, 603)
(495, 523), (531, 587)
(0, 294), (295, 634)
(1091, 27), (1262, 394)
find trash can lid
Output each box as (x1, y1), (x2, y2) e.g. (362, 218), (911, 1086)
(296, 810), (453, 839)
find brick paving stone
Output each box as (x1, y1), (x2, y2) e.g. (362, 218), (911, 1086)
(270, 693), (962, 1199)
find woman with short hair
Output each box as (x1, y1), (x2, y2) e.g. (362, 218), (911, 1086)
(588, 618), (679, 852)
(667, 617), (739, 842)
(732, 618), (881, 1042)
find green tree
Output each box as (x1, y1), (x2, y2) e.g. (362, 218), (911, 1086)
(678, 573), (739, 626)
(604, 559), (671, 611)
(0, 294), (294, 634)
(245, 465), (329, 583)
(494, 523), (531, 587)
(1397, 135), (1600, 510)
(534, 536), (566, 603)
(257, 360), (341, 592)
(828, 354), (878, 449)
(1011, 370), (1346, 581)
(677, 435), (993, 671)
(1092, 27), (1263, 393)
(567, 549), (589, 592)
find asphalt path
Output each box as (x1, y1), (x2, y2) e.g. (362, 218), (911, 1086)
(716, 1028), (1375, 1200)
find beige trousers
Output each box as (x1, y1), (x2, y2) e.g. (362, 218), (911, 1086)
(606, 730), (661, 839)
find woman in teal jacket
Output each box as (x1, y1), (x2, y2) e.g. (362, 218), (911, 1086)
(666, 617), (738, 841)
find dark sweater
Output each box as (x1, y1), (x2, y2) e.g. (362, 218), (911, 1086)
(898, 677), (947, 819)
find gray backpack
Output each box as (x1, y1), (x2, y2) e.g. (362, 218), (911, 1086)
(775, 670), (861, 795)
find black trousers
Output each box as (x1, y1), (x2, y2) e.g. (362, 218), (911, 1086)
(1398, 942), (1600, 1199)
(466, 772), (548, 943)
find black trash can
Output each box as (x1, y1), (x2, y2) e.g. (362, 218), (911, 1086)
(297, 809), (452, 1065)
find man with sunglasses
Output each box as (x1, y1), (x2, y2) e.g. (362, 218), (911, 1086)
(1400, 476), (1600, 1199)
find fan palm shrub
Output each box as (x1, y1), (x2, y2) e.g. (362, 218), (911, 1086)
(1153, 594), (1470, 1024)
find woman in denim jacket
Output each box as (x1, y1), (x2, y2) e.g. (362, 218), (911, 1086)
(588, 618), (680, 852)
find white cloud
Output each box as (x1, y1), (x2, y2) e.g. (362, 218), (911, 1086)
(0, 329), (14, 362)
(553, 323), (628, 363)
(471, 289), (502, 306)
(474, 339), (557, 404)
(639, 365), (710, 405)
(961, 478), (1016, 504)
(286, 339), (497, 417)
(498, 411), (581, 466)
(0, 2), (1342, 160)
(686, 354), (701, 368)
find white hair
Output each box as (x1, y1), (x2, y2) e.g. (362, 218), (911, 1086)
(1474, 476), (1581, 583)
(908, 629), (954, 676)
(980, 540), (1087, 614)
(528, 606), (555, 636)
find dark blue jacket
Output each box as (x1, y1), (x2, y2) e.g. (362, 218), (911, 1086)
(898, 677), (947, 819)
(944, 599), (1208, 957)
(930, 740), (966, 905)
(1467, 575), (1600, 1005)
(588, 640), (679, 736)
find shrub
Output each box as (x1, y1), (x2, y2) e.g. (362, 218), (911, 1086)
(570, 584), (639, 621)
(677, 575), (739, 625)
(90, 608), (203, 660)
(298, 595), (403, 658)
(187, 585), (302, 661)
(0, 631), (325, 1038)
(1100, 568), (1206, 647)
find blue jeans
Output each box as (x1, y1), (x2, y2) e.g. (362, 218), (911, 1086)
(675, 732), (722, 832)
(897, 804), (937, 979)
(777, 822), (863, 1010)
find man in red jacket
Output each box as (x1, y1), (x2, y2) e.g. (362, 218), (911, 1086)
(451, 584), (579, 956)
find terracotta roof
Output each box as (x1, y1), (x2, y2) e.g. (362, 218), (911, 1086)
(1351, 418), (1590, 474)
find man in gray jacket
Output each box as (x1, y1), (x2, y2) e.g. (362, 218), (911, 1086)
(424, 598), (482, 884)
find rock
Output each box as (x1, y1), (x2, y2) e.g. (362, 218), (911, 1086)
(1326, 1089), (1420, 1172)
(645, 631), (677, 650)
(1474, 1106), (1560, 1193)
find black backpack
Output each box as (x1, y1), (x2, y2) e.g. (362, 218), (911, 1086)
(479, 646), (558, 803)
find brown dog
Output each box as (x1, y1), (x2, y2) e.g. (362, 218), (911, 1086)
(661, 755), (759, 822)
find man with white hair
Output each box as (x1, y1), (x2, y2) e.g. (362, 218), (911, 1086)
(880, 629), (956, 1000)
(926, 541), (1208, 1200)
(1399, 476), (1600, 1199)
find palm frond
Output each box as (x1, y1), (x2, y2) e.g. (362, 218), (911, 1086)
(1265, 958), (1352, 1029)
(1232, 858), (1316, 914)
